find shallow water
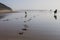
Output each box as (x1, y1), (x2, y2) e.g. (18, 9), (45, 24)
(0, 11), (60, 40)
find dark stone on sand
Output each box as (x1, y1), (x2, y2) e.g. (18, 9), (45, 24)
(22, 28), (27, 31)
(19, 32), (24, 35)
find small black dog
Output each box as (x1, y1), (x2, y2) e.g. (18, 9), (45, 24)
(54, 9), (57, 14)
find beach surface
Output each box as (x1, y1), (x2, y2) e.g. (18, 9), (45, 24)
(0, 11), (60, 40)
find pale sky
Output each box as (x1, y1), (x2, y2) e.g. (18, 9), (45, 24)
(0, 0), (60, 10)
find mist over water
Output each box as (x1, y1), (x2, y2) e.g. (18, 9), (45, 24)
(0, 11), (60, 40)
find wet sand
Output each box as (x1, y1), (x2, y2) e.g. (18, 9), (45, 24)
(0, 11), (60, 40)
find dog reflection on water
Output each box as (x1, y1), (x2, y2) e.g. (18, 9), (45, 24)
(54, 14), (57, 20)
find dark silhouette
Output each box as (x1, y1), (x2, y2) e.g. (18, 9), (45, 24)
(22, 28), (27, 31)
(19, 32), (24, 35)
(54, 15), (57, 20)
(54, 9), (57, 14)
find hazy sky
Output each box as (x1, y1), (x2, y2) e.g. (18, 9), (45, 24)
(0, 0), (60, 10)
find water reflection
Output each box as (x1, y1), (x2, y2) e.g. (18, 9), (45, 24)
(54, 14), (57, 20)
(0, 14), (6, 19)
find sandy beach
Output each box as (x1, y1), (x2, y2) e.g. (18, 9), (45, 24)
(0, 11), (60, 40)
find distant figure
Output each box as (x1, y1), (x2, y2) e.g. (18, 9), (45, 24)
(54, 9), (57, 14)
(54, 15), (57, 20)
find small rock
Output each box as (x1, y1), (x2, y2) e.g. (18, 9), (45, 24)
(19, 32), (24, 35)
(22, 28), (27, 31)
